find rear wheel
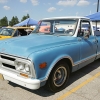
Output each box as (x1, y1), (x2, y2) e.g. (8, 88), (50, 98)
(46, 62), (70, 92)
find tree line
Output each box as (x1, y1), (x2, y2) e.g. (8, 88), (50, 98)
(0, 14), (30, 27)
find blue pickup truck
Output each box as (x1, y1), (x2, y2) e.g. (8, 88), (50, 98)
(0, 16), (100, 92)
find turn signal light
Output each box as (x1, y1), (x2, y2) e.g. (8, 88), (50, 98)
(20, 73), (29, 78)
(39, 62), (47, 69)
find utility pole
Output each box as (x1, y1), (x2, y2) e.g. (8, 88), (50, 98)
(96, 0), (99, 30)
(97, 0), (99, 12)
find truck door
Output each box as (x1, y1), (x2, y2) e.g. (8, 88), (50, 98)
(77, 20), (97, 69)
(94, 31), (100, 59)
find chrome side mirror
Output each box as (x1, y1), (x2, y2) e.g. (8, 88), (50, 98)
(83, 30), (90, 39)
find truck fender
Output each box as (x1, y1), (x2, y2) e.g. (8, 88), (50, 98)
(45, 54), (74, 80)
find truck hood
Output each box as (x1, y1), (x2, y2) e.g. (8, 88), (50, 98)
(0, 34), (76, 58)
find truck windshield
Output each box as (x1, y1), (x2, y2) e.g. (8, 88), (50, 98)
(31, 19), (78, 36)
(0, 28), (15, 36)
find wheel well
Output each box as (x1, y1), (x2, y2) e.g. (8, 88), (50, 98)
(45, 58), (72, 92)
(55, 58), (72, 74)
(47, 58), (72, 81)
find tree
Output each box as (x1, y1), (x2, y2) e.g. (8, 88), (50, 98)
(9, 16), (19, 26)
(21, 14), (30, 22)
(14, 16), (19, 24)
(0, 16), (8, 27)
(0, 14), (30, 27)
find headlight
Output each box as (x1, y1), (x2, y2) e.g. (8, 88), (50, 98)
(14, 59), (35, 78)
(16, 62), (25, 70)
(25, 64), (30, 72)
(18, 63), (24, 70)
(15, 61), (30, 74)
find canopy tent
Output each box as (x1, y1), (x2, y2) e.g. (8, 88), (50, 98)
(86, 12), (100, 21)
(14, 18), (38, 26)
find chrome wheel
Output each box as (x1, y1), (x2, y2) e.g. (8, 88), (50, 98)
(46, 62), (70, 92)
(53, 66), (67, 87)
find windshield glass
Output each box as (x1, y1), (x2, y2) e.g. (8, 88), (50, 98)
(0, 28), (15, 36)
(31, 19), (78, 36)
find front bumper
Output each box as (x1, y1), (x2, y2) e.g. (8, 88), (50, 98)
(0, 69), (40, 90)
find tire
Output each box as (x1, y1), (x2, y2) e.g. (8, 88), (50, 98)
(46, 62), (70, 92)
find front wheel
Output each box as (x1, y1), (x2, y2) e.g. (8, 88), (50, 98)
(46, 62), (70, 92)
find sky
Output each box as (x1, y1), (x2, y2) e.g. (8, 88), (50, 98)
(0, 0), (99, 22)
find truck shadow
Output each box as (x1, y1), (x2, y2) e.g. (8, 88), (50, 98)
(9, 59), (100, 97)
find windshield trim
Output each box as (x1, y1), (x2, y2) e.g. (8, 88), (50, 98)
(31, 19), (78, 36)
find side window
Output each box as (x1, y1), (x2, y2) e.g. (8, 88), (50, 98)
(78, 20), (91, 37)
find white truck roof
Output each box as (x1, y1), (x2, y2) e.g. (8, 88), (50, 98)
(42, 16), (90, 20)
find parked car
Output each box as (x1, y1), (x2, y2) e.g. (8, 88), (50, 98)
(0, 16), (100, 92)
(0, 27), (34, 40)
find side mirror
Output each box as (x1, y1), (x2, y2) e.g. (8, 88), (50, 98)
(83, 30), (90, 39)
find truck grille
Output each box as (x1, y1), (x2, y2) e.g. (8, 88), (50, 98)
(0, 54), (16, 70)
(1, 55), (15, 61)
(2, 63), (15, 69)
(0, 53), (36, 78)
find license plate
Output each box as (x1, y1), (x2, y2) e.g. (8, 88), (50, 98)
(0, 73), (4, 80)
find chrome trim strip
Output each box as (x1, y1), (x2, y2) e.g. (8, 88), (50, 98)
(0, 57), (15, 66)
(0, 53), (28, 60)
(58, 56), (74, 66)
(73, 54), (96, 66)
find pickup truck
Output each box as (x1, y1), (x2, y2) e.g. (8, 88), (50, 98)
(0, 16), (99, 92)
